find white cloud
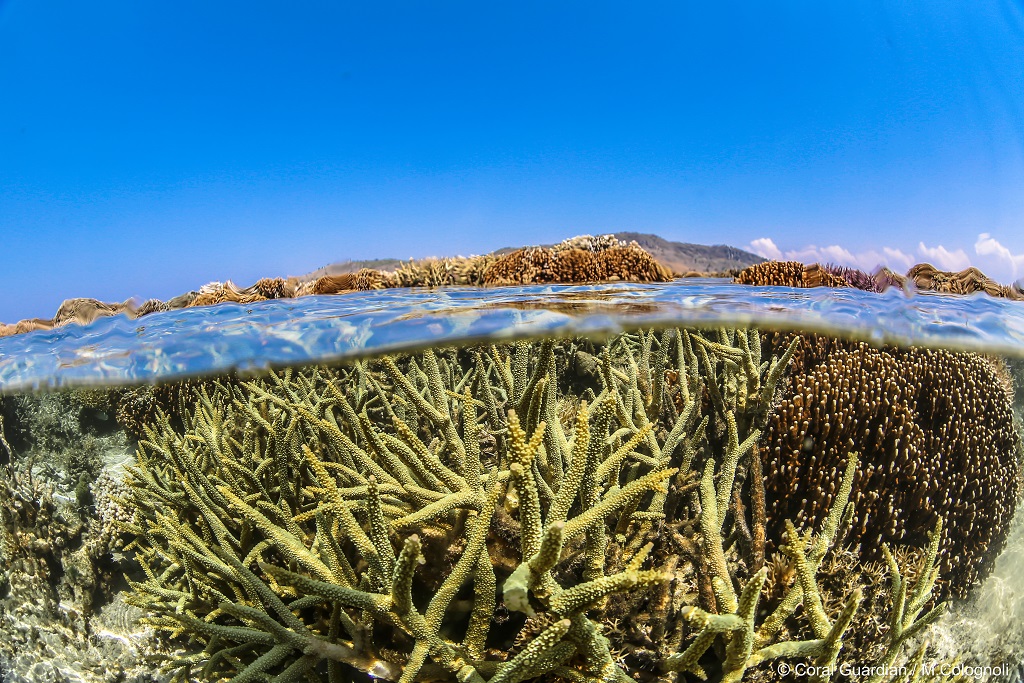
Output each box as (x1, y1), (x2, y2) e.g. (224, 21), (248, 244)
(787, 244), (856, 265)
(749, 234), (1024, 283)
(749, 238), (908, 274)
(748, 237), (782, 260)
(974, 233), (1024, 280)
(917, 242), (971, 272)
(882, 247), (914, 271)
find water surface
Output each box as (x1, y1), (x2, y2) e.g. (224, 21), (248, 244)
(2, 279), (1024, 393)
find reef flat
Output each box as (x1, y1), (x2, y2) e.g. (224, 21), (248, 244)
(0, 236), (671, 338)
(4, 232), (1024, 343)
(3, 325), (1019, 682)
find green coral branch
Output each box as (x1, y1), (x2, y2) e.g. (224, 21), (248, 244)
(867, 520), (947, 683)
(116, 328), (955, 683)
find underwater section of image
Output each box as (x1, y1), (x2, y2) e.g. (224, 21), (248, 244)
(1, 326), (1023, 682)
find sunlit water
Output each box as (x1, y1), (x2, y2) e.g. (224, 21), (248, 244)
(1, 280), (1024, 393)
(0, 280), (1022, 683)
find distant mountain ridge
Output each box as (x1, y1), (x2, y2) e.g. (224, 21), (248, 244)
(306, 233), (764, 278)
(611, 232), (765, 275)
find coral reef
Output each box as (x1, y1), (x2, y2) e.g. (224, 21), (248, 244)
(872, 267), (909, 292)
(483, 237), (672, 285)
(290, 268), (392, 296)
(187, 278), (295, 308)
(907, 264), (1024, 300)
(0, 467), (161, 683)
(0, 236), (673, 338)
(733, 261), (854, 290)
(664, 455), (944, 683)
(0, 389), (127, 486)
(0, 297), (138, 337)
(294, 272), (367, 297)
(112, 385), (162, 440)
(6, 240), (1024, 343)
(482, 247), (558, 284)
(732, 259), (1023, 598)
(0, 318), (53, 337)
(135, 298), (171, 316)
(798, 263), (850, 289)
(552, 234), (625, 253)
(384, 255), (501, 289)
(52, 297), (137, 327)
(816, 264), (908, 293)
(113, 376), (246, 442)
(0, 390), (167, 682)
(113, 329), (946, 682)
(735, 259), (1024, 300)
(733, 261), (816, 288)
(818, 264), (878, 291)
(0, 298), (133, 336)
(757, 333), (1021, 598)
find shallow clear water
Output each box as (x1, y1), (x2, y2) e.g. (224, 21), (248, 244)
(0, 281), (1022, 683)
(1, 280), (1024, 392)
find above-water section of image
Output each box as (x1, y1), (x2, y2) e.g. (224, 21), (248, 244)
(0, 283), (1023, 683)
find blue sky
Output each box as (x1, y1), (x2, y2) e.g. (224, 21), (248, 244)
(2, 1), (1023, 323)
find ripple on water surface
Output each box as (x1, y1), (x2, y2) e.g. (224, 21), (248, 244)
(1, 279), (1024, 391)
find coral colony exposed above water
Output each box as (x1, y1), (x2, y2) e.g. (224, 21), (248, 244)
(0, 235), (1022, 683)
(2, 234), (1023, 339)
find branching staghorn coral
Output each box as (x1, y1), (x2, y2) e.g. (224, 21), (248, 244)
(117, 328), (950, 682)
(664, 455), (861, 683)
